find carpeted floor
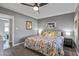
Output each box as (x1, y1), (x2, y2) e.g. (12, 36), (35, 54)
(3, 44), (77, 56)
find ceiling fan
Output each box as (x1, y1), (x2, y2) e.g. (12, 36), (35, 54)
(21, 3), (48, 13)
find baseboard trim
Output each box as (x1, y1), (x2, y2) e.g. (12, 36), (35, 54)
(14, 42), (24, 47)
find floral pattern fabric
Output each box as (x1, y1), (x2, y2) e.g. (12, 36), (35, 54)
(24, 35), (57, 56)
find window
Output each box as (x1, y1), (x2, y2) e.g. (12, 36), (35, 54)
(4, 23), (9, 32)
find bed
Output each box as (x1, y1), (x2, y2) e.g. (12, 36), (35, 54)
(24, 32), (61, 56)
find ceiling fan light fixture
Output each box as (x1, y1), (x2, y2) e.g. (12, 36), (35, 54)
(33, 6), (39, 11)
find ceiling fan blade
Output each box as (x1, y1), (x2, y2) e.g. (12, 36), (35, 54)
(39, 3), (48, 7)
(21, 3), (33, 7)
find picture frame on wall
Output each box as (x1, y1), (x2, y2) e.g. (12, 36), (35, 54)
(47, 22), (56, 28)
(26, 21), (32, 30)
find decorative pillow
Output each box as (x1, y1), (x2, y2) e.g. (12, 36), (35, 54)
(50, 32), (58, 38)
(41, 32), (48, 36)
(41, 31), (58, 38)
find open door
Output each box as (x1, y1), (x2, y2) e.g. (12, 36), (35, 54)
(0, 13), (14, 50)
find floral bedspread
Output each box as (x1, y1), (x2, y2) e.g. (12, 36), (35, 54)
(24, 35), (57, 56)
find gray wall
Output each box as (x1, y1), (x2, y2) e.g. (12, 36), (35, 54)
(38, 13), (74, 39)
(0, 7), (38, 44)
(9, 19), (12, 42)
(0, 20), (4, 36)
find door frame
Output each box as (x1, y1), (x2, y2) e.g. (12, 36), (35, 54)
(0, 13), (14, 46)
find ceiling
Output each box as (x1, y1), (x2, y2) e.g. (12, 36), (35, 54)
(0, 3), (78, 19)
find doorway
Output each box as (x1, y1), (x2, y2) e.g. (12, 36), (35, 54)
(0, 13), (14, 49)
(3, 19), (10, 49)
